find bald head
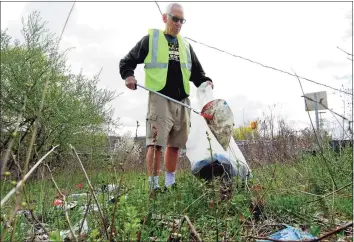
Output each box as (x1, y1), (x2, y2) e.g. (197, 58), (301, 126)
(165, 2), (183, 14)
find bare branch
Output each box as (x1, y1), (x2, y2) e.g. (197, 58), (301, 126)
(307, 182), (353, 203)
(70, 144), (109, 240)
(29, 209), (49, 236)
(78, 195), (91, 242)
(292, 69), (338, 189)
(184, 215), (203, 242)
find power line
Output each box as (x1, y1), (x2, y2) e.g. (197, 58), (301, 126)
(337, 46), (353, 56)
(185, 37), (352, 96)
(155, 1), (162, 15)
(154, 2), (353, 96)
(58, 1), (76, 44)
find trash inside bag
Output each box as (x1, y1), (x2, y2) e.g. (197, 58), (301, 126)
(186, 82), (252, 181)
(201, 99), (234, 151)
(256, 225), (318, 242)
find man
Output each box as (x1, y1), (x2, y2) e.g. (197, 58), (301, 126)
(119, 2), (213, 192)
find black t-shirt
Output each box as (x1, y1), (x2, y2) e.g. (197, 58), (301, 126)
(119, 33), (212, 101)
(163, 34), (185, 101)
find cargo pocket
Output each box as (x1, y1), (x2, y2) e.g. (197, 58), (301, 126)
(146, 113), (157, 122)
(146, 113), (159, 137)
(146, 113), (158, 124)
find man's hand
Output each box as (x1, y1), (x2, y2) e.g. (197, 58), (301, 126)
(125, 76), (137, 90)
(206, 81), (214, 89)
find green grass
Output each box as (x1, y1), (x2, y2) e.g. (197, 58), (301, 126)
(1, 147), (352, 241)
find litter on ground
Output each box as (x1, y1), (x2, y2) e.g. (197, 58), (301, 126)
(256, 224), (318, 242)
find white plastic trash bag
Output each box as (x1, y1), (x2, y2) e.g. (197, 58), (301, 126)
(186, 82), (252, 181)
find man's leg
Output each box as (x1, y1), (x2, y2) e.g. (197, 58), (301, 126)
(164, 146), (179, 187)
(145, 92), (174, 190)
(146, 145), (162, 189)
(165, 97), (191, 188)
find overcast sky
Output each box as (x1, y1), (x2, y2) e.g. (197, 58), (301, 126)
(1, 1), (352, 138)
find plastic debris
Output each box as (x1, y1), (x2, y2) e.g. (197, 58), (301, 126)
(68, 193), (88, 201)
(17, 209), (31, 217)
(65, 201), (78, 210)
(256, 225), (318, 241)
(52, 199), (63, 207)
(52, 199), (77, 211)
(33, 233), (49, 241)
(88, 204), (99, 212)
(101, 184), (119, 192)
(76, 183), (83, 189)
(60, 218), (88, 240)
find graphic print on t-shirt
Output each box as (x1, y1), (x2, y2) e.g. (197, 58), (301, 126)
(168, 42), (180, 62)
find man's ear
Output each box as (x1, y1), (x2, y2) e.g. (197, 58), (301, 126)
(162, 13), (167, 23)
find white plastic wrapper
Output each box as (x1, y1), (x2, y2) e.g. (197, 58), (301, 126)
(186, 82), (252, 180)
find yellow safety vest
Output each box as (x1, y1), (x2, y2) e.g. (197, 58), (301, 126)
(144, 28), (192, 95)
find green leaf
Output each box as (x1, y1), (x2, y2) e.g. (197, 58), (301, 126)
(309, 225), (321, 236)
(49, 231), (61, 241)
(90, 228), (100, 239)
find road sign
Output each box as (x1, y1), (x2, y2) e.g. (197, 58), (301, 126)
(303, 91), (329, 143)
(303, 91), (328, 112)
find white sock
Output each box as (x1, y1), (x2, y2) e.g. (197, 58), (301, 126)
(153, 176), (159, 188)
(148, 176), (159, 189)
(165, 172), (175, 187)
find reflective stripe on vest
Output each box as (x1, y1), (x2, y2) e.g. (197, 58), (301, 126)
(181, 39), (192, 71)
(145, 29), (168, 69)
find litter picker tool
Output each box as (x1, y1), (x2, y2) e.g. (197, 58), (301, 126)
(136, 83), (235, 151)
(136, 83), (213, 120)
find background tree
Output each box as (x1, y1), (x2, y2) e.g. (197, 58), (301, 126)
(1, 11), (119, 172)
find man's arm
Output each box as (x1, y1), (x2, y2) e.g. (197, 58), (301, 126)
(189, 44), (213, 87)
(119, 35), (149, 80)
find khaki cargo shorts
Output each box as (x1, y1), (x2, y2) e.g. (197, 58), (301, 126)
(146, 92), (191, 149)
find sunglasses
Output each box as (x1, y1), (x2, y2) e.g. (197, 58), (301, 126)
(168, 14), (186, 24)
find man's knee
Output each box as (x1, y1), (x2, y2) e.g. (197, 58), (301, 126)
(167, 146), (179, 153)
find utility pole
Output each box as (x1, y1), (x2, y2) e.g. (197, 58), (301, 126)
(314, 93), (321, 144)
(319, 111), (326, 137)
(349, 121), (353, 135)
(342, 100), (345, 140)
(243, 108), (245, 126)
